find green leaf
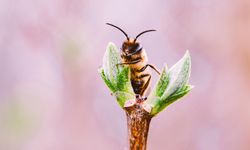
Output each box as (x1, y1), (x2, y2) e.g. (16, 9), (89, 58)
(99, 43), (135, 108)
(146, 51), (192, 116)
(166, 85), (193, 102)
(102, 42), (121, 85)
(161, 51), (191, 100)
(146, 96), (161, 115)
(152, 85), (193, 115)
(152, 66), (169, 97)
(147, 66), (169, 106)
(114, 91), (135, 108)
(116, 66), (133, 93)
(98, 68), (116, 93)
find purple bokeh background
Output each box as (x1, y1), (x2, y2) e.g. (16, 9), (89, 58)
(0, 0), (250, 150)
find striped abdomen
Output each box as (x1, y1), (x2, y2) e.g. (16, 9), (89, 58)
(121, 41), (151, 96)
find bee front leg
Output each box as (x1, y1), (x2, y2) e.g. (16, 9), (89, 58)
(139, 64), (160, 75)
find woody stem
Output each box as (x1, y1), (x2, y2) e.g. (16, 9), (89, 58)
(125, 104), (152, 150)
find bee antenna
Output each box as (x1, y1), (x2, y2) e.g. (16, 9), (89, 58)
(135, 29), (156, 42)
(106, 23), (129, 41)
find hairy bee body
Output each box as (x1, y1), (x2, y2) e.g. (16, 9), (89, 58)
(120, 39), (151, 95)
(107, 23), (160, 96)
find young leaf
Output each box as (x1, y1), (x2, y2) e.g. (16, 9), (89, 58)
(102, 42), (121, 85)
(166, 85), (193, 102)
(98, 68), (116, 93)
(99, 43), (135, 108)
(146, 51), (192, 116)
(151, 85), (193, 115)
(114, 91), (135, 108)
(146, 66), (169, 106)
(152, 66), (169, 97)
(161, 51), (191, 100)
(116, 66), (134, 94)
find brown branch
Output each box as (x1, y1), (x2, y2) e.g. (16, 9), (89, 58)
(125, 102), (152, 150)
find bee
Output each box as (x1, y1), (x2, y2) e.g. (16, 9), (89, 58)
(106, 23), (160, 96)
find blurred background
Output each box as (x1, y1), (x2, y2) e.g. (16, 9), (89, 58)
(0, 0), (250, 150)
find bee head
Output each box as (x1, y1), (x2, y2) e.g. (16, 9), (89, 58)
(122, 39), (140, 54)
(106, 23), (156, 54)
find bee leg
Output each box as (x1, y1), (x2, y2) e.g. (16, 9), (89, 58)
(140, 75), (151, 96)
(116, 58), (141, 66)
(137, 74), (150, 78)
(139, 64), (160, 75)
(135, 94), (144, 103)
(135, 94), (140, 99)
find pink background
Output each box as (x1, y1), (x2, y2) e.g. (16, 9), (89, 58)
(0, 0), (250, 149)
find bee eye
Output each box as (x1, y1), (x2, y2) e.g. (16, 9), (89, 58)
(133, 43), (139, 49)
(122, 44), (127, 50)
